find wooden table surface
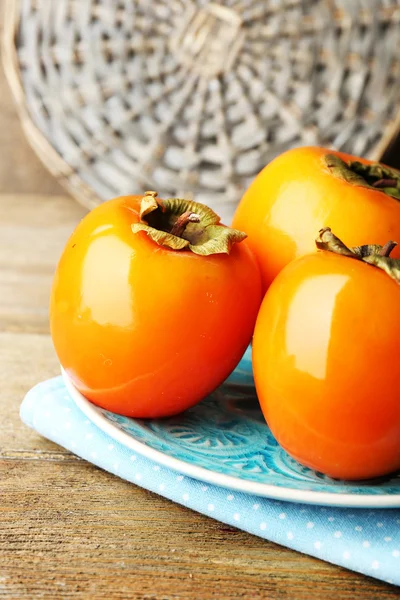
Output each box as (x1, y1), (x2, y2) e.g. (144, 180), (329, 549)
(1, 52), (400, 600)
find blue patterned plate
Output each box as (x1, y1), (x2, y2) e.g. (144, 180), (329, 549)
(63, 347), (400, 507)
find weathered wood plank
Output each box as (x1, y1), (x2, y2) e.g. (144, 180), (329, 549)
(0, 331), (69, 456)
(2, 459), (398, 600)
(0, 194), (86, 333)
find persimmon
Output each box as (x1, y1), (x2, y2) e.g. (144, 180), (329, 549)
(50, 192), (262, 418)
(252, 228), (400, 480)
(233, 146), (400, 291)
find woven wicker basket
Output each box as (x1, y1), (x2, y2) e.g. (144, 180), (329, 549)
(3, 0), (400, 222)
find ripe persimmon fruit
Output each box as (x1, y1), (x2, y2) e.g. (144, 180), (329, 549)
(233, 146), (400, 291)
(253, 228), (400, 480)
(50, 192), (262, 418)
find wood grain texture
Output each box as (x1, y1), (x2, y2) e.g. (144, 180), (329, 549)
(0, 54), (399, 599)
(2, 460), (399, 600)
(0, 332), (68, 456)
(0, 194), (86, 333)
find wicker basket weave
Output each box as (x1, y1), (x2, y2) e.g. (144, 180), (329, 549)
(3, 0), (400, 222)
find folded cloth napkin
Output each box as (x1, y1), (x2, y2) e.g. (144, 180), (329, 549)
(21, 377), (400, 587)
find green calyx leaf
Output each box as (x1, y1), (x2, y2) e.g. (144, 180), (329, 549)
(316, 227), (400, 285)
(139, 190), (159, 219)
(131, 223), (191, 250)
(187, 225), (247, 256)
(324, 154), (400, 201)
(131, 192), (247, 255)
(324, 154), (372, 189)
(362, 254), (400, 282)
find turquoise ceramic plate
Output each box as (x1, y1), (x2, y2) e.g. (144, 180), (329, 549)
(63, 348), (400, 507)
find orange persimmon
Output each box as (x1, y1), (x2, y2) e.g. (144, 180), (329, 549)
(50, 192), (262, 418)
(252, 228), (400, 480)
(233, 146), (400, 291)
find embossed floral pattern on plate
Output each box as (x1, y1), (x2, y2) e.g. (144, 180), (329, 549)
(64, 347), (400, 507)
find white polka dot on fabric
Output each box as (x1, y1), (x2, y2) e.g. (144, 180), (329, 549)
(253, 503), (260, 510)
(260, 522), (267, 530)
(227, 494), (234, 501)
(371, 560), (380, 570)
(384, 537), (392, 542)
(233, 513), (240, 522)
(363, 541), (371, 548)
(306, 522), (314, 529)
(176, 475), (184, 482)
(201, 485), (208, 492)
(328, 517), (335, 522)
(334, 531), (342, 538)
(279, 513), (286, 520)
(314, 541), (322, 549)
(355, 526), (363, 532)
(396, 519), (400, 525)
(287, 531), (294, 540)
(377, 522), (384, 528)
(392, 550), (400, 558)
(208, 504), (215, 512)
(130, 455), (136, 461)
(153, 465), (160, 471)
(182, 493), (189, 501)
(343, 551), (351, 560)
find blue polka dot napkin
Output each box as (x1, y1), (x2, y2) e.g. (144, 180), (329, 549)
(21, 377), (400, 587)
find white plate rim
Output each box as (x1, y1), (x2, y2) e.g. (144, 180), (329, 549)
(62, 368), (400, 508)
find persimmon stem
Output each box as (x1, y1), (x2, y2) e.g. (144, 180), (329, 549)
(379, 240), (397, 257)
(315, 228), (400, 285)
(324, 155), (400, 201)
(132, 192), (247, 255)
(170, 211), (201, 237)
(373, 179), (397, 189)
